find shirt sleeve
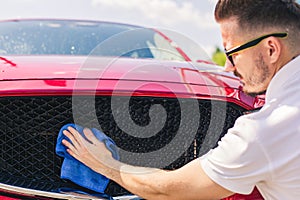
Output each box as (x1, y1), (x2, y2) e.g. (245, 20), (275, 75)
(199, 115), (271, 194)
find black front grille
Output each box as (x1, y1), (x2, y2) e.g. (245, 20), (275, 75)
(0, 96), (246, 196)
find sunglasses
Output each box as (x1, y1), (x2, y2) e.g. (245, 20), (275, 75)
(224, 33), (288, 66)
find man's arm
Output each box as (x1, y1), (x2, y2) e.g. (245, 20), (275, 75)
(62, 126), (233, 200)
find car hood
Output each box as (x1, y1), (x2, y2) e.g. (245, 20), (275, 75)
(0, 55), (264, 109)
(0, 55), (238, 86)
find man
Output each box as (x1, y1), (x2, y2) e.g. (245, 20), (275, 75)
(62, 0), (300, 199)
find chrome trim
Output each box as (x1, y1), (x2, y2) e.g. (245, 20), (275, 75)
(0, 183), (140, 200)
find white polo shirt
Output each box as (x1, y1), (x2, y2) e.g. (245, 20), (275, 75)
(200, 56), (300, 199)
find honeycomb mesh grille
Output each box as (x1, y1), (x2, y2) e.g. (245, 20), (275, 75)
(0, 96), (246, 196)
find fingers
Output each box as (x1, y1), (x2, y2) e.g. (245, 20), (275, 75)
(83, 128), (99, 145)
(62, 138), (77, 153)
(62, 126), (91, 163)
(62, 139), (80, 160)
(63, 126), (82, 147)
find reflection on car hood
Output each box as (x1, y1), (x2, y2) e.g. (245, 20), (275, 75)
(0, 55), (266, 110)
(0, 55), (240, 88)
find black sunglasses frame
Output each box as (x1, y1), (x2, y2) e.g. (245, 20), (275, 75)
(225, 33), (288, 66)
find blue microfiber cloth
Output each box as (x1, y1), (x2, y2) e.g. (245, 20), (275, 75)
(55, 123), (119, 193)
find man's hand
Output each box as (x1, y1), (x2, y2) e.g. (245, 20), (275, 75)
(62, 126), (115, 173)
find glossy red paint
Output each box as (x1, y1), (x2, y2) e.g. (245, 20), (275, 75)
(0, 196), (20, 200)
(0, 55), (264, 109)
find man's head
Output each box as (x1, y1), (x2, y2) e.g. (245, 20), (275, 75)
(214, 0), (300, 96)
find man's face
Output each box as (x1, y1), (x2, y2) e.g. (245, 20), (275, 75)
(220, 18), (273, 96)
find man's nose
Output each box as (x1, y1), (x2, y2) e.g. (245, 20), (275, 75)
(224, 59), (236, 72)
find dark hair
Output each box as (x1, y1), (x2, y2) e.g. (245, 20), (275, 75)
(215, 0), (300, 53)
(215, 0), (300, 32)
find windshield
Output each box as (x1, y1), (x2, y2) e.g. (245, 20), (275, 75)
(0, 19), (186, 61)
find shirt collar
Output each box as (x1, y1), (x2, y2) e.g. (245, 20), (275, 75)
(265, 55), (300, 102)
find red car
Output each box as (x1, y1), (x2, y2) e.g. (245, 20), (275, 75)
(0, 19), (264, 199)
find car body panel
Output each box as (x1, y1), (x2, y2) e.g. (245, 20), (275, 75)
(0, 56), (264, 109)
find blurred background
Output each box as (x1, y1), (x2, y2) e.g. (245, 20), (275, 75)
(1, 0), (299, 66)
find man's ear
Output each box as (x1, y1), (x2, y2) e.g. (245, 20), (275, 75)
(265, 37), (282, 64)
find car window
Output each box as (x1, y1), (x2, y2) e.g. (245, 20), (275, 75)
(0, 20), (185, 61)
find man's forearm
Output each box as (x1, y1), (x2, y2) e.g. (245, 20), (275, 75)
(94, 159), (172, 200)
(91, 158), (233, 200)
